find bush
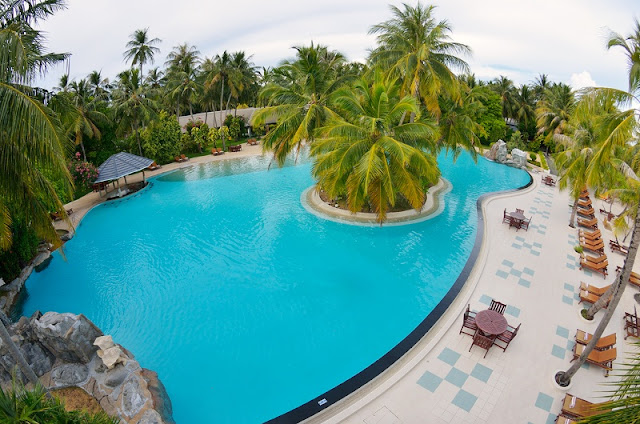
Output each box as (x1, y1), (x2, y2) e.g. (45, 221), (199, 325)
(224, 115), (246, 140)
(0, 216), (40, 282)
(141, 111), (182, 164)
(539, 153), (549, 170)
(529, 152), (537, 161)
(69, 153), (99, 199)
(506, 130), (526, 152)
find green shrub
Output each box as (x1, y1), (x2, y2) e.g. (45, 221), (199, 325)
(539, 153), (549, 170)
(141, 111), (181, 164)
(506, 130), (526, 152)
(0, 216), (40, 282)
(529, 152), (537, 161)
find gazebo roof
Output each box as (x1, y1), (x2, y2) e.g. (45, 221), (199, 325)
(94, 152), (153, 184)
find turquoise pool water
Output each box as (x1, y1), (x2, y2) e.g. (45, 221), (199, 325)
(22, 151), (529, 423)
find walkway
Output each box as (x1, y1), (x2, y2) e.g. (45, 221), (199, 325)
(307, 172), (638, 424)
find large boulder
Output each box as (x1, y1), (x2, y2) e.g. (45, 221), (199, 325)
(496, 140), (507, 163)
(33, 312), (102, 363)
(511, 148), (528, 168)
(50, 363), (89, 386)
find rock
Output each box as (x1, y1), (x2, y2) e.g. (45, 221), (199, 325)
(496, 140), (507, 163)
(105, 366), (129, 388)
(34, 255), (52, 273)
(94, 336), (128, 370)
(511, 148), (527, 168)
(33, 312), (102, 363)
(121, 378), (146, 418)
(136, 410), (163, 424)
(0, 279), (4, 288)
(94, 335), (115, 351)
(51, 363), (89, 386)
(141, 369), (174, 424)
(21, 342), (54, 377)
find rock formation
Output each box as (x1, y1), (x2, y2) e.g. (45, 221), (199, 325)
(0, 312), (174, 424)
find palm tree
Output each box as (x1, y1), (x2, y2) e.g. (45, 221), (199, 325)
(556, 21), (640, 386)
(311, 71), (439, 222)
(67, 79), (108, 161)
(251, 43), (348, 165)
(513, 84), (536, 134)
(164, 43), (200, 118)
(532, 73), (551, 101)
(112, 68), (158, 155)
(201, 50), (234, 116)
(87, 70), (110, 102)
(228, 51), (258, 113)
(368, 2), (470, 118)
(491, 76), (517, 119)
(0, 0), (72, 387)
(123, 28), (161, 77)
(536, 83), (575, 145)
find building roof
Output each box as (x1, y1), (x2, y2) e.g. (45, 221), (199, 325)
(94, 152), (153, 183)
(177, 107), (276, 130)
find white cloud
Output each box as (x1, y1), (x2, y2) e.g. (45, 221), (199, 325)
(569, 71), (597, 90)
(33, 0), (636, 91)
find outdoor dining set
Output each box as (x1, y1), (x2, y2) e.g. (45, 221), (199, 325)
(502, 208), (532, 231)
(460, 300), (521, 357)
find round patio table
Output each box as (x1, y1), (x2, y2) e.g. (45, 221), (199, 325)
(508, 211), (526, 221)
(475, 310), (508, 336)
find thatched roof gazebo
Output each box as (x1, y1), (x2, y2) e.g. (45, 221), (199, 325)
(94, 152), (153, 198)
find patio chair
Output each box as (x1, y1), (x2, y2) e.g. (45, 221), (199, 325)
(561, 393), (610, 418)
(520, 217), (531, 231)
(577, 198), (592, 208)
(575, 330), (616, 350)
(571, 343), (616, 376)
(577, 207), (596, 218)
(579, 239), (604, 254)
(577, 216), (598, 229)
(502, 208), (510, 224)
(579, 282), (611, 296)
(579, 254), (608, 278)
(174, 156), (182, 163)
(515, 208), (524, 214)
(489, 300), (507, 314)
(459, 304), (477, 337)
(469, 333), (494, 358)
(147, 161), (161, 171)
(180, 154), (189, 161)
(609, 240), (629, 255)
(493, 323), (520, 351)
(554, 414), (577, 424)
(579, 289), (602, 305)
(578, 229), (601, 240)
(579, 190), (590, 199)
(624, 312), (640, 340)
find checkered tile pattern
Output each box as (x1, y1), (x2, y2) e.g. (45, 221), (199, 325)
(511, 235), (542, 256)
(496, 259), (535, 288)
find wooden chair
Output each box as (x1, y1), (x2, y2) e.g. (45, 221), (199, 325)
(515, 208), (524, 214)
(579, 254), (608, 278)
(624, 312), (640, 340)
(554, 414), (577, 424)
(580, 239), (604, 254)
(502, 208), (510, 224)
(577, 216), (598, 229)
(571, 344), (616, 376)
(489, 300), (507, 314)
(579, 282), (611, 296)
(180, 154), (189, 161)
(579, 229), (601, 241)
(575, 330), (616, 350)
(147, 161), (161, 171)
(494, 323), (520, 351)
(561, 393), (610, 418)
(609, 240), (629, 255)
(577, 207), (595, 218)
(469, 333), (494, 358)
(577, 198), (592, 208)
(520, 217), (531, 231)
(459, 304), (477, 337)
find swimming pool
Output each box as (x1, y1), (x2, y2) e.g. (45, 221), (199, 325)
(22, 151), (530, 423)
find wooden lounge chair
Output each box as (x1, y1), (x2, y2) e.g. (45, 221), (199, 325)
(609, 240), (629, 255)
(579, 191), (590, 200)
(624, 312), (640, 339)
(577, 207), (595, 218)
(469, 333), (494, 358)
(50, 208), (74, 222)
(554, 414), (577, 424)
(577, 198), (592, 208)
(175, 156), (183, 163)
(489, 300), (507, 314)
(571, 343), (616, 376)
(459, 304), (477, 337)
(561, 393), (610, 418)
(579, 229), (601, 241)
(577, 216), (598, 229)
(575, 330), (616, 350)
(580, 239), (604, 254)
(211, 148), (219, 156)
(147, 161), (161, 171)
(580, 254), (608, 278)
(579, 289), (602, 305)
(180, 154), (189, 161)
(247, 138), (259, 145)
(579, 282), (611, 296)
(494, 323), (520, 351)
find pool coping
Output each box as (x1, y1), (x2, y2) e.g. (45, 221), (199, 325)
(266, 167), (534, 424)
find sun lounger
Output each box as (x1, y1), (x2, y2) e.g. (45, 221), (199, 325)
(554, 414), (577, 424)
(577, 207), (595, 218)
(571, 343), (616, 376)
(625, 312), (640, 339)
(211, 148), (219, 156)
(175, 156), (183, 163)
(578, 229), (601, 241)
(50, 208), (74, 222)
(580, 239), (604, 254)
(579, 282), (611, 296)
(579, 289), (603, 305)
(147, 161), (161, 171)
(247, 138), (259, 146)
(609, 240), (629, 255)
(561, 393), (610, 418)
(579, 256), (608, 278)
(579, 191), (590, 200)
(181, 154), (189, 161)
(577, 198), (591, 208)
(575, 330), (616, 350)
(615, 266), (640, 288)
(577, 217), (598, 229)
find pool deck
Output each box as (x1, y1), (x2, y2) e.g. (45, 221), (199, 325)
(60, 150), (639, 423)
(304, 172), (639, 424)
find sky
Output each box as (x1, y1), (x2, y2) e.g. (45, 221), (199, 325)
(35, 0), (638, 92)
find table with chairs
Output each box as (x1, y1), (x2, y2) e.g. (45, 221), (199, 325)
(460, 299), (521, 357)
(502, 208), (531, 231)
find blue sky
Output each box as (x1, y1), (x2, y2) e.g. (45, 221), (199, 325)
(36, 0), (637, 91)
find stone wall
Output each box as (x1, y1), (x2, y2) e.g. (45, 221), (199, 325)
(0, 312), (174, 424)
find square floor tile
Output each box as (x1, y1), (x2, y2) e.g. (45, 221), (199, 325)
(566, 340), (575, 351)
(510, 269), (523, 277)
(551, 344), (565, 359)
(531, 251), (541, 256)
(417, 371), (442, 392)
(546, 412), (558, 424)
(535, 392), (554, 412)
(556, 326), (569, 338)
(470, 363), (492, 383)
(479, 294), (492, 305)
(438, 348), (461, 366)
(451, 389), (477, 412)
(445, 368), (469, 388)
(516, 236), (525, 242)
(563, 283), (573, 291)
(496, 270), (509, 279)
(562, 295), (574, 305)
(518, 278), (531, 288)
(523, 267), (535, 276)
(502, 259), (514, 267)
(505, 305), (520, 317)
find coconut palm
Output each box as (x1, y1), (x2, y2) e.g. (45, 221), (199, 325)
(251, 43), (348, 165)
(87, 70), (110, 102)
(532, 73), (551, 101)
(112, 68), (158, 156)
(0, 0), (71, 387)
(311, 72), (439, 222)
(123, 28), (161, 77)
(557, 21), (640, 386)
(165, 43), (200, 118)
(490, 75), (517, 119)
(536, 83), (575, 144)
(513, 84), (536, 131)
(368, 2), (470, 118)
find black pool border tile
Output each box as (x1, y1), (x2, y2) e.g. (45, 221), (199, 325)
(266, 170), (533, 424)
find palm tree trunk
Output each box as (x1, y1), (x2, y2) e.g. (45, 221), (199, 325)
(569, 197), (578, 227)
(80, 141), (87, 162)
(225, 91), (232, 113)
(189, 102), (194, 121)
(557, 201), (640, 386)
(220, 76), (225, 115)
(134, 123), (142, 156)
(0, 313), (40, 387)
